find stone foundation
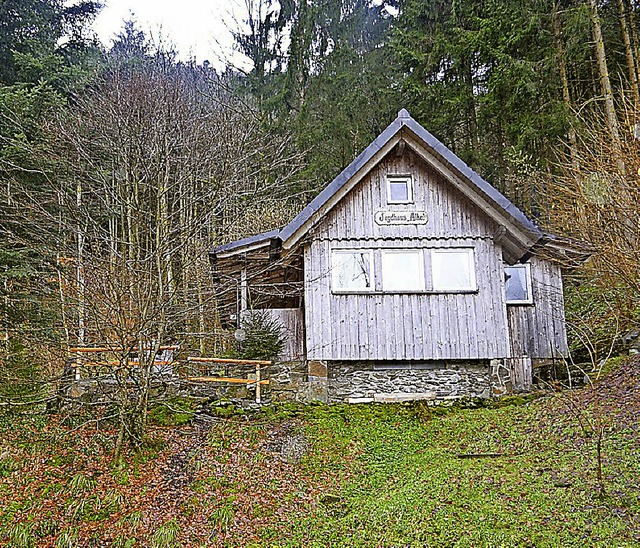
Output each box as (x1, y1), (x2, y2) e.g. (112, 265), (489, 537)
(327, 361), (492, 403)
(67, 359), (516, 404)
(268, 360), (317, 402)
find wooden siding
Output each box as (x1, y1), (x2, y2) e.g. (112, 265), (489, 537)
(312, 149), (499, 241)
(507, 357), (533, 391)
(507, 257), (568, 359)
(247, 308), (305, 362)
(304, 151), (510, 361)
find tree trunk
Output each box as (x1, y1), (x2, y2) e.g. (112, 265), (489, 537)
(625, 0), (640, 83)
(463, 55), (479, 160)
(76, 180), (85, 345)
(553, 1), (579, 170)
(617, 0), (640, 106)
(2, 276), (8, 359)
(588, 0), (624, 173)
(198, 276), (206, 355)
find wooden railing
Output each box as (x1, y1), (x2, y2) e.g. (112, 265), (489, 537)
(67, 345), (179, 380)
(65, 346), (270, 404)
(185, 357), (271, 403)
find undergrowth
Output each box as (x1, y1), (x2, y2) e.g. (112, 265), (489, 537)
(0, 369), (637, 547)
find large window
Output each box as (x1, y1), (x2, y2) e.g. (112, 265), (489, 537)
(387, 175), (413, 204)
(331, 250), (374, 292)
(330, 246), (478, 294)
(381, 249), (425, 291)
(432, 248), (476, 291)
(504, 264), (533, 304)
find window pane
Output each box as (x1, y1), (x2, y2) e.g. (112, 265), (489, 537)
(389, 180), (409, 202)
(505, 266), (530, 303)
(332, 251), (372, 291)
(382, 250), (424, 291)
(432, 250), (475, 291)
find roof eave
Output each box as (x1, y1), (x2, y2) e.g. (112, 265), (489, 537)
(280, 117), (405, 247)
(210, 229), (281, 259)
(530, 232), (595, 268)
(402, 118), (542, 240)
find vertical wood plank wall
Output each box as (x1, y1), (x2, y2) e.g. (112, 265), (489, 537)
(304, 149), (513, 361)
(259, 308), (305, 361)
(507, 257), (568, 359)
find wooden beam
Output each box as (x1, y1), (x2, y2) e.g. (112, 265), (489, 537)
(70, 345), (179, 353)
(186, 357), (272, 366)
(70, 360), (174, 367)
(256, 363), (262, 403)
(186, 376), (270, 385)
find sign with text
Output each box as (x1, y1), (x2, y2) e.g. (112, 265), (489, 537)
(374, 210), (428, 225)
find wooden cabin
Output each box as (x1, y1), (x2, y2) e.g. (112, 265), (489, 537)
(211, 109), (589, 403)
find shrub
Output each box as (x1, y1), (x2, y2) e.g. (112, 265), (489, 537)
(237, 310), (285, 361)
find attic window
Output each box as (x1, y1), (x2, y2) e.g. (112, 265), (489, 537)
(332, 250), (374, 292)
(387, 175), (413, 204)
(504, 264), (533, 305)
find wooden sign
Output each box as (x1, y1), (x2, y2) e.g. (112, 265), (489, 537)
(374, 210), (428, 225)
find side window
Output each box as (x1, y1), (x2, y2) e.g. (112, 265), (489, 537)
(381, 249), (425, 291)
(331, 250), (374, 292)
(387, 175), (413, 204)
(504, 264), (533, 304)
(432, 248), (476, 291)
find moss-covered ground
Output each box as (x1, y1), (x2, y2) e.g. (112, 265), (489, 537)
(0, 358), (638, 547)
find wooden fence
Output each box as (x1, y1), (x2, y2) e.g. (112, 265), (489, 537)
(67, 345), (179, 380)
(65, 346), (271, 404)
(185, 357), (271, 403)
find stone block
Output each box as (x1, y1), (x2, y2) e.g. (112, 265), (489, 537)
(347, 397), (375, 404)
(308, 360), (328, 378)
(68, 384), (85, 399)
(373, 391), (437, 403)
(306, 376), (328, 403)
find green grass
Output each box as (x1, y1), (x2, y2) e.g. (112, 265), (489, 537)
(0, 386), (637, 547)
(256, 401), (640, 547)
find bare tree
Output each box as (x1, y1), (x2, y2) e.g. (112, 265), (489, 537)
(3, 60), (303, 457)
(548, 96), (640, 347)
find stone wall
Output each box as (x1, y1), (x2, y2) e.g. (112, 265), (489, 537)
(268, 360), (313, 402)
(66, 359), (516, 404)
(327, 361), (492, 402)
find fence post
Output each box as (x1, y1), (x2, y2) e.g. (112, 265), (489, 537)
(255, 363), (261, 404)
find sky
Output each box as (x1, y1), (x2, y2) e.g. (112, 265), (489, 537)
(91, 0), (249, 70)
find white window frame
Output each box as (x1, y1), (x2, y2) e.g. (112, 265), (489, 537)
(331, 249), (375, 293)
(504, 263), (533, 305)
(387, 175), (413, 204)
(431, 248), (477, 292)
(381, 249), (425, 292)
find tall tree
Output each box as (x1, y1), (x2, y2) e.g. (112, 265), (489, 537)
(393, 0), (566, 187)
(587, 0), (622, 150)
(233, 0), (400, 188)
(0, 0), (100, 398)
(0, 0), (100, 87)
(616, 0), (640, 105)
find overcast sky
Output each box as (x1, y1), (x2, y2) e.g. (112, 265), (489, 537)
(91, 0), (249, 69)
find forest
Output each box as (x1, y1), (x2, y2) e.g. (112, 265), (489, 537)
(0, 0), (639, 545)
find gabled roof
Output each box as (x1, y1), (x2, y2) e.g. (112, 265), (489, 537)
(212, 109), (550, 263)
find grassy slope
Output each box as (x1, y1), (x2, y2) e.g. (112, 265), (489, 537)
(288, 401), (638, 547)
(0, 358), (638, 547)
